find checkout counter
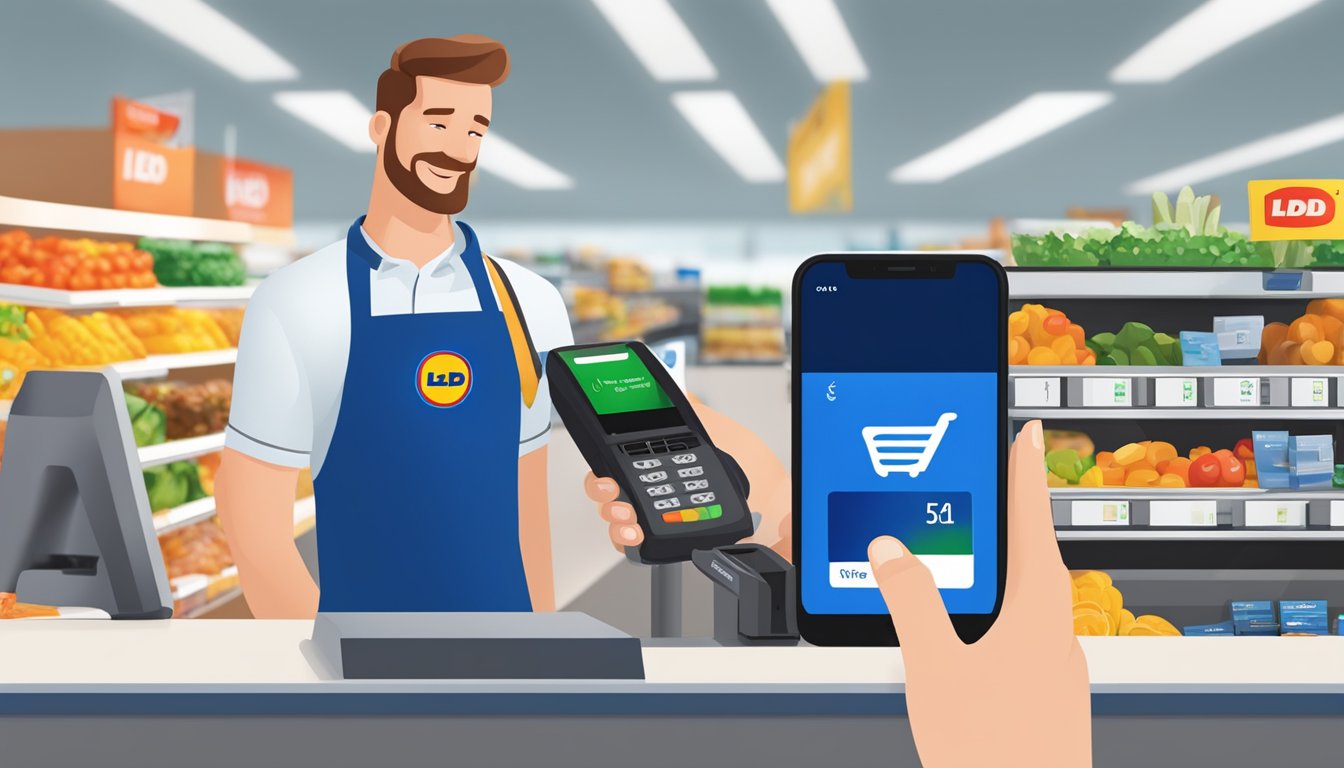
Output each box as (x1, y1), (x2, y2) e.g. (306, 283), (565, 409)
(3, 371), (1343, 767)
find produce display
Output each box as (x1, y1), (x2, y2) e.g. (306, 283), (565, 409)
(1088, 321), (1182, 366)
(1260, 300), (1344, 365)
(1, 304), (151, 398)
(0, 591), (59, 619)
(116, 308), (232, 354)
(202, 307), (244, 347)
(703, 285), (786, 362)
(125, 392), (166, 447)
(1045, 431), (1256, 489)
(134, 379), (232, 439)
(0, 230), (158, 290)
(607, 257), (653, 293)
(1071, 570), (1178, 636)
(138, 238), (246, 287)
(159, 517), (234, 581)
(197, 452), (221, 496)
(1008, 304), (1094, 365)
(143, 460), (207, 512)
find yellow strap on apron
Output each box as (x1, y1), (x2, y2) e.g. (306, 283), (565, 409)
(482, 255), (542, 408)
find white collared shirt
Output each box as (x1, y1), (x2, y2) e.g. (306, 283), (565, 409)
(225, 225), (573, 474)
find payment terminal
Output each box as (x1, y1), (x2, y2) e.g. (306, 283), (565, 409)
(548, 341), (754, 564)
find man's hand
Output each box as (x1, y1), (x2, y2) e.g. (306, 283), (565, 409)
(868, 420), (1092, 767)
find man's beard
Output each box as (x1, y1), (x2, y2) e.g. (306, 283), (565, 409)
(383, 123), (476, 215)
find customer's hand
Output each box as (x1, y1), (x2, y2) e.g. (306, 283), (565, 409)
(868, 419), (1091, 767)
(586, 472), (642, 552)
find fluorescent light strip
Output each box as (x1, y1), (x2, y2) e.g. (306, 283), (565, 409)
(591, 0), (716, 82)
(273, 91), (375, 152)
(672, 91), (785, 183)
(106, 0), (297, 82)
(890, 92), (1113, 184)
(1125, 113), (1344, 195)
(765, 0), (868, 82)
(273, 91), (572, 189)
(1111, 0), (1323, 83)
(477, 134), (573, 190)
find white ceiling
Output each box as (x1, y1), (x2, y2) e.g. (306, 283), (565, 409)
(2, 0), (1342, 224)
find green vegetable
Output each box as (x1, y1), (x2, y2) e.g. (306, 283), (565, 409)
(1131, 346), (1158, 366)
(0, 303), (31, 340)
(139, 238), (246, 287)
(1046, 449), (1085, 483)
(124, 392), (166, 447)
(142, 461), (205, 512)
(1114, 321), (1155, 352)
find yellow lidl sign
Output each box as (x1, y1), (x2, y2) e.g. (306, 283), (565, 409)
(1248, 179), (1344, 241)
(788, 83), (852, 214)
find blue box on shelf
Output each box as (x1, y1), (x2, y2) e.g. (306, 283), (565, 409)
(1289, 435), (1334, 490)
(1280, 600), (1328, 635)
(1180, 331), (1222, 366)
(1253, 431), (1291, 489)
(1183, 620), (1235, 636)
(1231, 600), (1279, 635)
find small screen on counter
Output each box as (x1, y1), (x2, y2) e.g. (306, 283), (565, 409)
(556, 344), (675, 415)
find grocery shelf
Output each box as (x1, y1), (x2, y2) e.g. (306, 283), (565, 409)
(1013, 408), (1344, 420)
(0, 194), (292, 245)
(111, 349), (238, 380)
(1011, 365), (1342, 377)
(153, 497), (217, 535)
(1051, 488), (1343, 500)
(1009, 269), (1344, 299)
(0, 283), (256, 309)
(138, 432), (225, 468)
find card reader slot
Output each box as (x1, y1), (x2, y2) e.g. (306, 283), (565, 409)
(621, 434), (701, 456)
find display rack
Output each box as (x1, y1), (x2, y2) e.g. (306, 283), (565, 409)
(0, 194), (292, 246)
(1008, 267), (1344, 623)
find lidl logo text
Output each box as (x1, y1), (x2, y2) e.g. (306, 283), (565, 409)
(1265, 186), (1335, 228)
(416, 351), (472, 407)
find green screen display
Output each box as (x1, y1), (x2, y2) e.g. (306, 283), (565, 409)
(557, 344), (675, 415)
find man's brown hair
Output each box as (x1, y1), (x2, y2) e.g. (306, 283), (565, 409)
(376, 35), (510, 117)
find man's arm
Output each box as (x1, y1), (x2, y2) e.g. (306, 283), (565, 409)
(215, 448), (319, 618)
(517, 445), (555, 611)
(690, 395), (791, 559)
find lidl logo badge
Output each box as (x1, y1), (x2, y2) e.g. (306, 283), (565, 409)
(1249, 180), (1344, 240)
(417, 351), (472, 407)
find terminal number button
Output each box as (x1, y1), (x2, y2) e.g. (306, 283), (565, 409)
(638, 471), (668, 483)
(653, 498), (681, 511)
(689, 492), (716, 505)
(677, 467), (704, 478)
(670, 453), (697, 465)
(646, 484), (675, 497)
(682, 479), (709, 491)
(631, 459), (663, 470)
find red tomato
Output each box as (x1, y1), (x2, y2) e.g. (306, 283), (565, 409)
(1218, 452), (1245, 487)
(1234, 438), (1255, 460)
(1189, 454), (1223, 487)
(1043, 314), (1069, 335)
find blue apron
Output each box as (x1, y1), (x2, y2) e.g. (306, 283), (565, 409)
(313, 217), (532, 612)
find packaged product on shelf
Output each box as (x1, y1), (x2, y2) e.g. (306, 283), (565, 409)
(138, 238), (246, 287)
(1178, 331), (1221, 366)
(1279, 600), (1328, 635)
(606, 257), (652, 293)
(1089, 321), (1181, 366)
(142, 460), (207, 513)
(124, 391), (166, 447)
(1252, 431), (1291, 489)
(158, 518), (234, 582)
(1070, 570), (1178, 636)
(1009, 304), (1094, 366)
(571, 286), (614, 322)
(115, 308), (231, 353)
(1288, 435), (1333, 490)
(1182, 621), (1234, 636)
(1212, 316), (1264, 362)
(134, 379), (232, 439)
(1230, 600), (1278, 635)
(0, 230), (159, 289)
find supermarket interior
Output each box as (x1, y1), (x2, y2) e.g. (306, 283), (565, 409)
(3, 0), (1344, 765)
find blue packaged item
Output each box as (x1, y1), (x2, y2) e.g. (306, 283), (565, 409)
(1183, 620), (1235, 636)
(1337, 615), (1344, 635)
(1180, 331), (1222, 366)
(1253, 431), (1291, 489)
(1289, 435), (1334, 490)
(1231, 600), (1279, 635)
(1213, 316), (1265, 361)
(1279, 600), (1328, 635)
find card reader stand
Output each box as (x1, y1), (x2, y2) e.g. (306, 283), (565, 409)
(692, 545), (800, 646)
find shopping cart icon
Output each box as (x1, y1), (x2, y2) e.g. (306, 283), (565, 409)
(861, 412), (957, 478)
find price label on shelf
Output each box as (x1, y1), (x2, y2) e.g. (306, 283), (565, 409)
(1070, 500), (1130, 526)
(1150, 500), (1217, 527)
(1211, 377), (1260, 407)
(1154, 377), (1198, 408)
(1244, 500), (1306, 527)
(1013, 377), (1060, 407)
(1331, 500), (1344, 528)
(1080, 378), (1131, 407)
(1290, 377), (1329, 408)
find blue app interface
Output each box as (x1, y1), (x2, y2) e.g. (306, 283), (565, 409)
(799, 260), (1001, 615)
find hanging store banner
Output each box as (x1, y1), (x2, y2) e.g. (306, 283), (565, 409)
(1248, 179), (1344, 241)
(788, 82), (852, 214)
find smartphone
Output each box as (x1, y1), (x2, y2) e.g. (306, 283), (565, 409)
(793, 254), (1007, 646)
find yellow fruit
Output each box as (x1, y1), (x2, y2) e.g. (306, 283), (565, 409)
(1158, 473), (1186, 488)
(1118, 609), (1136, 636)
(1027, 346), (1062, 366)
(1145, 441), (1177, 467)
(1301, 339), (1334, 365)
(1114, 443), (1147, 466)
(1125, 469), (1160, 487)
(1071, 570), (1112, 590)
(1008, 311), (1028, 338)
(1074, 598), (1105, 617)
(1070, 579), (1079, 605)
(1050, 334), (1077, 361)
(1130, 614), (1180, 636)
(1078, 466), (1103, 487)
(1073, 607), (1110, 636)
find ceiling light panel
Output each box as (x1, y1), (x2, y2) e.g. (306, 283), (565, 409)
(591, 0), (716, 82)
(890, 92), (1113, 184)
(105, 0), (298, 82)
(671, 91), (786, 183)
(764, 0), (868, 82)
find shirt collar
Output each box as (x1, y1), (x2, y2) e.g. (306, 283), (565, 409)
(347, 215), (470, 278)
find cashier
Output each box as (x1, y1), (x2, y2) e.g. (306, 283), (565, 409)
(216, 36), (572, 617)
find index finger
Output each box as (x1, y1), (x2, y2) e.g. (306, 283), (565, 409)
(1007, 420), (1066, 586)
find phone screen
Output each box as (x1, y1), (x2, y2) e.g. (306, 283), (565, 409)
(798, 259), (1003, 616)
